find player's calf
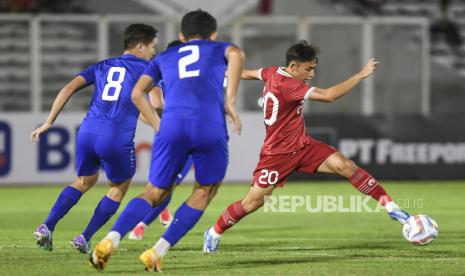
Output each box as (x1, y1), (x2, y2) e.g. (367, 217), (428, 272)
(185, 183), (220, 210)
(142, 183), (171, 206)
(348, 167), (392, 204)
(71, 174), (99, 193)
(348, 167), (411, 224)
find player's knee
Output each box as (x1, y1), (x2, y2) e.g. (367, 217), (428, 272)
(185, 186), (215, 210)
(342, 160), (357, 175)
(335, 159), (357, 176)
(192, 188), (210, 203)
(71, 181), (86, 193)
(72, 176), (97, 193)
(107, 181), (130, 202)
(207, 185), (220, 202)
(143, 185), (170, 206)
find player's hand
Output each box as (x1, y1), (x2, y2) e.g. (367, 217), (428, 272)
(225, 105), (242, 135)
(358, 58), (380, 79)
(31, 122), (52, 142)
(152, 124), (159, 132)
(152, 119), (160, 132)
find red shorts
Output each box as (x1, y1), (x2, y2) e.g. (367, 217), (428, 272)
(252, 139), (337, 188)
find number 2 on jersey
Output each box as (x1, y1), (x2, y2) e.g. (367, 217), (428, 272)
(178, 45), (200, 79)
(102, 67), (126, 101)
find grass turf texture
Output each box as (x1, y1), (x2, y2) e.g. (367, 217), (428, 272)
(0, 182), (464, 275)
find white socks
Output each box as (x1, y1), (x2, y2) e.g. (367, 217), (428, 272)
(385, 201), (400, 213)
(153, 238), (171, 258)
(105, 231), (121, 248)
(208, 227), (222, 238)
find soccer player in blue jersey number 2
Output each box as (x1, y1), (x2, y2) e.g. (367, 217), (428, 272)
(90, 10), (244, 272)
(128, 40), (194, 241)
(31, 24), (159, 254)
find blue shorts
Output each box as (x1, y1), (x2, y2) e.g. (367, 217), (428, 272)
(149, 118), (228, 189)
(175, 155), (193, 185)
(76, 130), (135, 183)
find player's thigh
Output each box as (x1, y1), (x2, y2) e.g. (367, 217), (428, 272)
(191, 122), (229, 185)
(75, 131), (100, 178)
(95, 135), (135, 183)
(149, 123), (191, 189)
(297, 139), (338, 174)
(251, 152), (298, 189)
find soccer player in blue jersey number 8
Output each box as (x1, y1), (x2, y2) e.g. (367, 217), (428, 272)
(90, 10), (244, 272)
(30, 24), (159, 254)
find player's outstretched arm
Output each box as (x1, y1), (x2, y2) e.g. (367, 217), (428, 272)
(31, 76), (87, 141)
(225, 45), (244, 134)
(132, 75), (161, 131)
(309, 58), (379, 103)
(241, 69), (260, 80)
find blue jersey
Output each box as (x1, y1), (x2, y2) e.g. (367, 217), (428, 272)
(78, 54), (150, 136)
(143, 40), (231, 124)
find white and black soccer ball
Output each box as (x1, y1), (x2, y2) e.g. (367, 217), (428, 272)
(402, 214), (439, 246)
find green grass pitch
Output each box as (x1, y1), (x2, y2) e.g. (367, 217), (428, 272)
(0, 182), (464, 275)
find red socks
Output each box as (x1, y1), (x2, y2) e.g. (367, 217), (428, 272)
(349, 168), (392, 206)
(213, 200), (247, 234)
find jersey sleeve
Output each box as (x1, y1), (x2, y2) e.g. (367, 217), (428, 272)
(142, 57), (162, 84)
(284, 79), (315, 102)
(258, 66), (278, 82)
(78, 63), (97, 85)
(218, 41), (233, 63)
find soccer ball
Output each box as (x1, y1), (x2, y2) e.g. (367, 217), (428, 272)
(402, 214), (439, 246)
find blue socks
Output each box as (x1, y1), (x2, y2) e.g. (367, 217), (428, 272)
(142, 194), (172, 226)
(44, 186), (82, 231)
(82, 196), (120, 241)
(110, 197), (152, 238)
(162, 202), (204, 246)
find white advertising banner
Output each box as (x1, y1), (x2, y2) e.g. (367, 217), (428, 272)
(0, 112), (264, 184)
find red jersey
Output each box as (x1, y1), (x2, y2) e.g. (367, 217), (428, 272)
(258, 66), (314, 155)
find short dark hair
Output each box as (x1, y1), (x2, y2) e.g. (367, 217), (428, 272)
(286, 40), (319, 66)
(124, 23), (158, 50)
(181, 9), (217, 40)
(167, 40), (183, 49)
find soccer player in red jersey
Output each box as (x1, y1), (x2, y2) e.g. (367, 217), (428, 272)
(203, 41), (410, 252)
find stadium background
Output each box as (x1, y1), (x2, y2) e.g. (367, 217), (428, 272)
(1, 1), (465, 275)
(1, 0), (465, 184)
